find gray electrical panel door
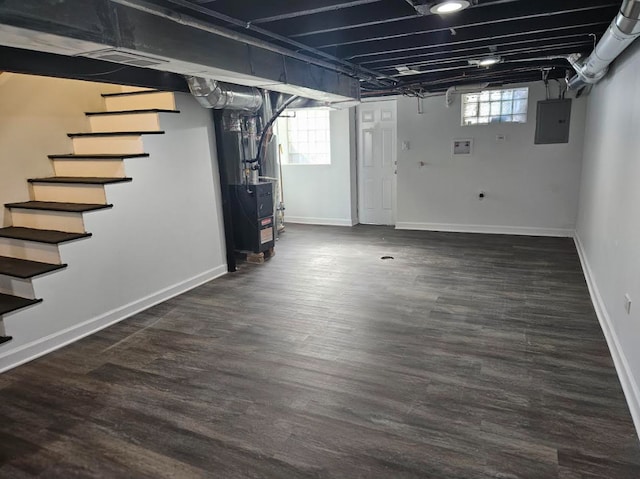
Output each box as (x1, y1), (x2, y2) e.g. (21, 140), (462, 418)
(535, 99), (572, 144)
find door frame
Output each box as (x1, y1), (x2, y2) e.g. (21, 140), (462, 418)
(356, 98), (398, 226)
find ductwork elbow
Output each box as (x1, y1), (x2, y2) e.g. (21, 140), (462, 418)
(186, 76), (263, 112)
(568, 0), (640, 89)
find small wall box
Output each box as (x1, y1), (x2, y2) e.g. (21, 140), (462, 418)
(452, 139), (473, 156)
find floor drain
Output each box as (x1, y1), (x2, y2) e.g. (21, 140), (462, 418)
(381, 256), (394, 260)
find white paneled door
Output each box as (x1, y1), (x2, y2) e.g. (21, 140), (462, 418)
(357, 100), (397, 225)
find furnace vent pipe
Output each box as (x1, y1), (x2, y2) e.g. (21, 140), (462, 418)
(445, 83), (490, 107)
(568, 0), (640, 89)
(186, 76), (263, 112)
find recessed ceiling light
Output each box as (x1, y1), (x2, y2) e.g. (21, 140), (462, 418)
(429, 1), (471, 15)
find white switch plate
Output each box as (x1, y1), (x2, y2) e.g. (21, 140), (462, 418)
(625, 294), (632, 314)
(401, 140), (410, 151)
(496, 134), (507, 142)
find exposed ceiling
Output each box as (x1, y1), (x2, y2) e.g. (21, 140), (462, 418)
(150, 0), (620, 96)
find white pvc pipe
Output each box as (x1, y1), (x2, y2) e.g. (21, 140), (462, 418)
(445, 83), (490, 107)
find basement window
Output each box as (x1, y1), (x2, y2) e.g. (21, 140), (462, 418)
(278, 109), (331, 165)
(462, 87), (529, 125)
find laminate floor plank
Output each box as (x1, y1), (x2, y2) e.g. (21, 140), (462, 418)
(0, 224), (638, 478)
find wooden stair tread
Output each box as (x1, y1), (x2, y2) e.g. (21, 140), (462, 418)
(0, 256), (66, 279)
(49, 153), (149, 160)
(67, 131), (165, 138)
(0, 227), (91, 244)
(0, 293), (42, 315)
(28, 177), (132, 185)
(85, 109), (179, 116)
(5, 201), (113, 213)
(101, 91), (165, 98)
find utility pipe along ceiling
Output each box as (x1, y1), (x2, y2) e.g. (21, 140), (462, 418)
(0, 0), (635, 97)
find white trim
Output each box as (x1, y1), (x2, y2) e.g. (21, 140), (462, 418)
(574, 234), (640, 437)
(286, 216), (355, 227)
(0, 265), (227, 373)
(395, 222), (574, 237)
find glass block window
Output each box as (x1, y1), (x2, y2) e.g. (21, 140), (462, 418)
(462, 87), (529, 125)
(283, 109), (331, 165)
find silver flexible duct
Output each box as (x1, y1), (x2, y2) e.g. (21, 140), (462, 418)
(186, 77), (263, 112)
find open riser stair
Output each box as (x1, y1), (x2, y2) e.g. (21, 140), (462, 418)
(0, 89), (179, 345)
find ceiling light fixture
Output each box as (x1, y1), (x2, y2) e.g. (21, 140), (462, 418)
(478, 57), (501, 67)
(429, 1), (471, 15)
(396, 66), (422, 76)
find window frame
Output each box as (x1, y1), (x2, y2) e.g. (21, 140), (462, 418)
(276, 108), (332, 166)
(461, 87), (529, 126)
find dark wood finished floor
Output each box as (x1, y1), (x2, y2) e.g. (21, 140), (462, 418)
(0, 225), (638, 478)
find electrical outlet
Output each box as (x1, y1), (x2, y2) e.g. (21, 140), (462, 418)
(625, 294), (632, 315)
(401, 140), (411, 151)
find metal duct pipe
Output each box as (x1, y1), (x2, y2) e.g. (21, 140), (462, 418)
(568, 0), (640, 89)
(186, 76), (263, 112)
(445, 83), (490, 107)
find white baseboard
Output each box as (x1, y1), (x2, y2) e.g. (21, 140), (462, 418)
(0, 265), (227, 373)
(395, 222), (574, 237)
(286, 216), (355, 227)
(574, 234), (640, 437)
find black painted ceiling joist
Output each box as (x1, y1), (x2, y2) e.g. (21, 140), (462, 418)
(0, 0), (619, 95)
(153, 0), (617, 93)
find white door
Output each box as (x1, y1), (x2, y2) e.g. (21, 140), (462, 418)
(357, 100), (397, 225)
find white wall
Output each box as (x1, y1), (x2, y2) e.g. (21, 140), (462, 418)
(280, 108), (358, 226)
(0, 73), (121, 227)
(575, 41), (640, 433)
(396, 82), (587, 236)
(0, 83), (226, 371)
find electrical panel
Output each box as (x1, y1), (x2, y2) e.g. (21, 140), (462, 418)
(535, 99), (572, 144)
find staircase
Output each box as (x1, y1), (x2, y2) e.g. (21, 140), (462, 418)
(0, 88), (179, 345)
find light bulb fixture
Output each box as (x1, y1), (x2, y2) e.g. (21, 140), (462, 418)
(478, 56), (501, 67)
(429, 1), (471, 15)
(469, 57), (502, 68)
